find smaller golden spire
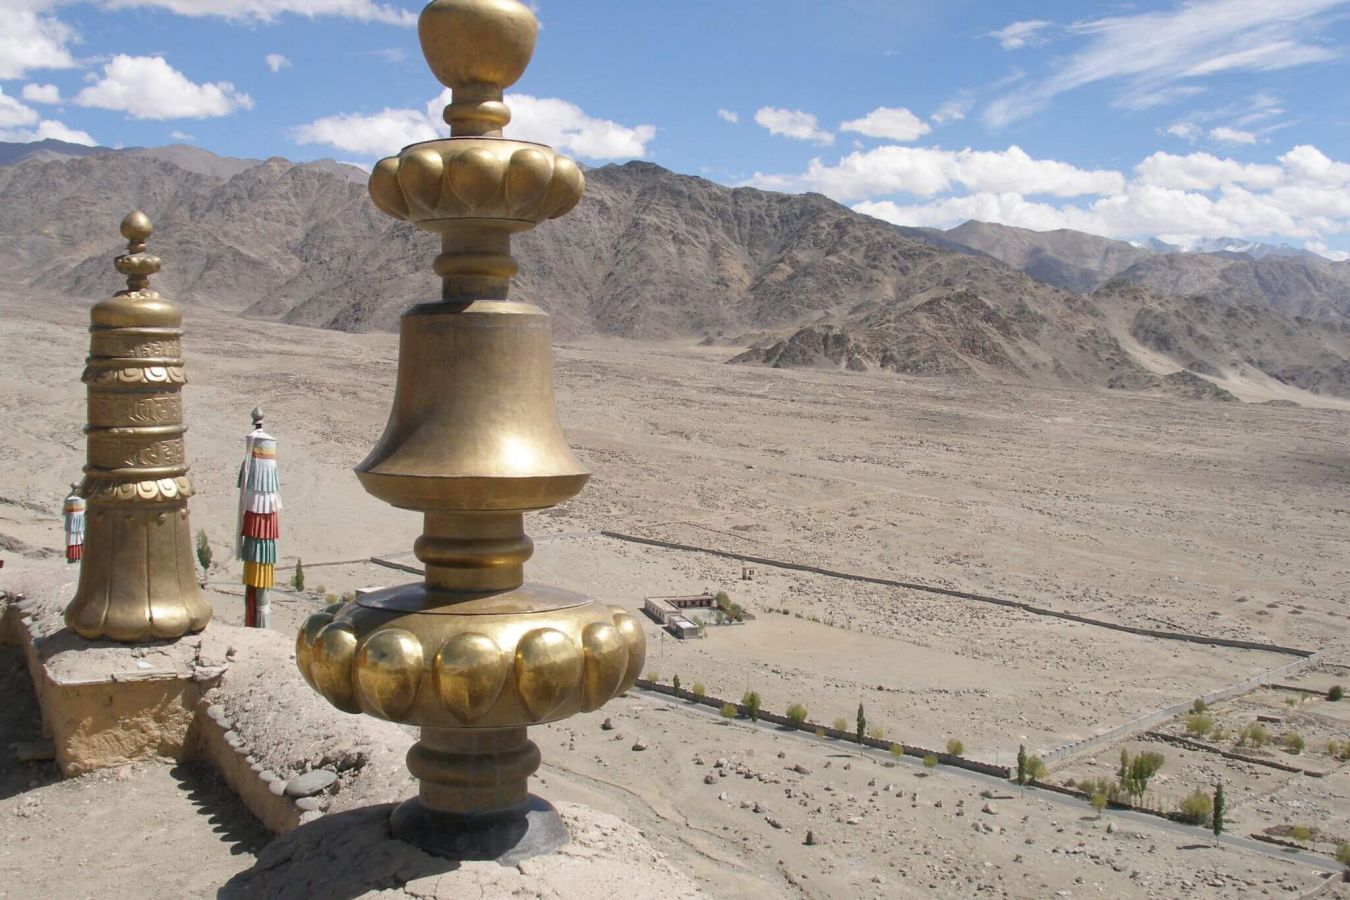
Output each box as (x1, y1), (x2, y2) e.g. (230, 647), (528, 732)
(114, 211), (161, 295)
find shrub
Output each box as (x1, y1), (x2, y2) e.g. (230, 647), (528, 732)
(1330, 685), (1344, 702)
(741, 691), (762, 722)
(1283, 732), (1305, 754)
(786, 702), (808, 726)
(923, 754), (938, 769)
(1184, 712), (1214, 737)
(1090, 792), (1108, 817)
(323, 592), (338, 605)
(691, 682), (706, 698)
(1238, 723), (1270, 748)
(946, 738), (964, 757)
(1290, 825), (1313, 843)
(1208, 726), (1226, 743)
(890, 742), (904, 760)
(1192, 699), (1208, 714)
(648, 673), (660, 684)
(814, 727), (825, 737)
(720, 703), (737, 719)
(1177, 789), (1213, 825)
(1336, 843), (1350, 866)
(1028, 756), (1048, 781)
(195, 529), (212, 572)
(867, 725), (886, 741)
(315, 584), (326, 596)
(292, 558), (304, 592)
(672, 674), (681, 693)
(832, 717), (848, 734)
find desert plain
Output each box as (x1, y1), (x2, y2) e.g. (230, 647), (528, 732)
(1, 285), (1349, 898)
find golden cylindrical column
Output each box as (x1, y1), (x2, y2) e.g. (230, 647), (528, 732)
(65, 212), (212, 642)
(295, 0), (644, 862)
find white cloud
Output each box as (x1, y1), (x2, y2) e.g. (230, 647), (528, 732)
(169, 130), (194, 141)
(840, 106), (930, 143)
(292, 90), (655, 161)
(1166, 122), (1202, 142)
(509, 94), (655, 159)
(989, 20), (1052, 50)
(749, 145), (1124, 202)
(0, 87), (96, 144)
(817, 142), (1350, 252)
(0, 87), (38, 129)
(0, 6), (76, 79)
(26, 118), (96, 145)
(985, 0), (1347, 127)
(21, 82), (60, 104)
(74, 55), (254, 120)
(754, 107), (833, 145)
(1305, 241), (1349, 261)
(931, 97), (971, 125)
(1209, 125), (1257, 145)
(717, 108), (739, 124)
(265, 53), (291, 73)
(97, 0), (416, 25)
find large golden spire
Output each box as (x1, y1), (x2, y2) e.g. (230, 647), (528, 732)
(65, 212), (212, 642)
(295, 0), (644, 862)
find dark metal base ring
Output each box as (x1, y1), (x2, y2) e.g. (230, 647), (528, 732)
(389, 794), (568, 865)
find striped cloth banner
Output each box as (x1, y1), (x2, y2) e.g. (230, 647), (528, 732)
(63, 494), (85, 564)
(239, 431), (281, 590)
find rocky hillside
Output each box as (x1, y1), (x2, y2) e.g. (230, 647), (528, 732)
(2, 146), (1348, 401)
(941, 220), (1350, 322)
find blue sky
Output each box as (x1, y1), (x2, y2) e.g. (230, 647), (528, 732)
(2, 0), (1349, 256)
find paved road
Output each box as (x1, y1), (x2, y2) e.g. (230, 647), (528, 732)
(633, 686), (1343, 875)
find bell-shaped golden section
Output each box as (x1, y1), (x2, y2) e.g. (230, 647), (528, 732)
(65, 211), (211, 642)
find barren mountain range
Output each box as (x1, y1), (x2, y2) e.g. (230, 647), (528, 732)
(1, 143), (1347, 403)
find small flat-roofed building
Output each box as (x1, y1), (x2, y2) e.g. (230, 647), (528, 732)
(667, 616), (700, 640)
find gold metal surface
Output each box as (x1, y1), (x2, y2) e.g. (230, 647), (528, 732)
(295, 0), (643, 849)
(65, 212), (212, 642)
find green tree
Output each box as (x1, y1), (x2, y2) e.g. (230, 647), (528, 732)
(292, 558), (304, 592)
(923, 754), (938, 769)
(1120, 750), (1164, 800)
(786, 702), (808, 726)
(1028, 756), (1047, 781)
(741, 690), (761, 722)
(720, 702), (737, 718)
(832, 716), (848, 734)
(1178, 789), (1212, 825)
(856, 702), (867, 744)
(1283, 732), (1305, 754)
(714, 591), (731, 611)
(1328, 685), (1343, 702)
(195, 529), (212, 573)
(1212, 784), (1224, 838)
(672, 674), (681, 694)
(946, 738), (964, 757)
(1090, 792), (1108, 818)
(1336, 843), (1350, 868)
(692, 682), (706, 698)
(890, 742), (904, 761)
(1017, 744), (1028, 785)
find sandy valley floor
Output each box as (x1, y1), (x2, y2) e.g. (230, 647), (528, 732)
(1, 289), (1348, 897)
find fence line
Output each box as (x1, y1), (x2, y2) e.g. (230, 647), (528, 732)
(602, 531), (1315, 658)
(635, 679), (1010, 780)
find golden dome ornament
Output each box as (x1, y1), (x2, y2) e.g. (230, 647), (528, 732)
(64, 211), (212, 642)
(295, 0), (644, 863)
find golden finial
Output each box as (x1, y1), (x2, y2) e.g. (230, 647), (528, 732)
(114, 210), (161, 295)
(296, 0), (642, 864)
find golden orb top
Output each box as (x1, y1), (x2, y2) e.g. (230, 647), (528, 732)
(419, 0), (538, 136)
(119, 210), (152, 244)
